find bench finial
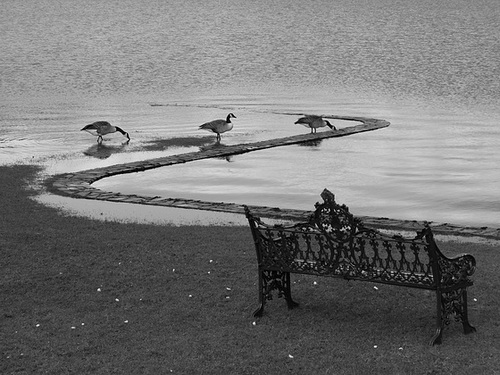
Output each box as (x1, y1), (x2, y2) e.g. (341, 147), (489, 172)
(313, 188), (363, 241)
(320, 188), (336, 205)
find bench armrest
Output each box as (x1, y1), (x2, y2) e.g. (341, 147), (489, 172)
(438, 253), (476, 287)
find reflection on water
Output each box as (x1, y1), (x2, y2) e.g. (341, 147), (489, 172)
(297, 139), (324, 148)
(199, 142), (234, 162)
(83, 142), (130, 159)
(142, 137), (214, 152)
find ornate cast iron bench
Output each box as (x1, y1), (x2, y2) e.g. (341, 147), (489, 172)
(244, 189), (476, 345)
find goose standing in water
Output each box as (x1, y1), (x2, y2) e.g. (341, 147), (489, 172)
(81, 121), (130, 143)
(198, 113), (236, 141)
(294, 115), (336, 134)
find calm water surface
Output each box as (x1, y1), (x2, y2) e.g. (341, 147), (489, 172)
(1, 0), (499, 227)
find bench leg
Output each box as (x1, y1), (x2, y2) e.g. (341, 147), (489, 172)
(430, 290), (444, 345)
(253, 303), (265, 318)
(283, 272), (299, 310)
(254, 270), (299, 317)
(460, 289), (477, 335)
(430, 287), (476, 346)
(253, 269), (266, 318)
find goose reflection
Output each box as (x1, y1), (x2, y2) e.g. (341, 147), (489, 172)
(298, 139), (324, 147)
(199, 142), (233, 162)
(83, 142), (129, 159)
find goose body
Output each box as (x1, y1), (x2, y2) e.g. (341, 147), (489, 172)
(199, 113), (236, 141)
(81, 121), (130, 143)
(294, 115), (336, 134)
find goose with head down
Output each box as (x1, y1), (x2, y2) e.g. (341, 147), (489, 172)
(294, 115), (336, 134)
(198, 113), (236, 141)
(81, 121), (130, 143)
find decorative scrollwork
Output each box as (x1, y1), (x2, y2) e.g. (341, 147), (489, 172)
(261, 270), (288, 301)
(311, 189), (364, 242)
(441, 288), (468, 325)
(438, 254), (476, 287)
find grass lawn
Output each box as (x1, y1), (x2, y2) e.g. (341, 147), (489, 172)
(1, 165), (499, 374)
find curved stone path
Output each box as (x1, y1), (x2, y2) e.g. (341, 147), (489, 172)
(47, 115), (500, 240)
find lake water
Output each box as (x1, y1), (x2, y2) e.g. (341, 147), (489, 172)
(1, 0), (499, 227)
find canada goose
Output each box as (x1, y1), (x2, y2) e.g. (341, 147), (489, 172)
(81, 121), (130, 143)
(198, 113), (236, 141)
(294, 115), (336, 134)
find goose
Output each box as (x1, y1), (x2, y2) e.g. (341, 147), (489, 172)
(81, 121), (130, 143)
(198, 113), (236, 141)
(294, 115), (336, 134)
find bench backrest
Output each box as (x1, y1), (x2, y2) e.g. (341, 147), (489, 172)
(245, 189), (448, 289)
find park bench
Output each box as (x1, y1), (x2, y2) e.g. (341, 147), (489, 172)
(244, 189), (476, 345)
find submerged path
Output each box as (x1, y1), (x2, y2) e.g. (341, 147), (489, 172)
(47, 116), (500, 240)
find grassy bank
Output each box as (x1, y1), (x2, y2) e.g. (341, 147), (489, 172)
(1, 165), (499, 374)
